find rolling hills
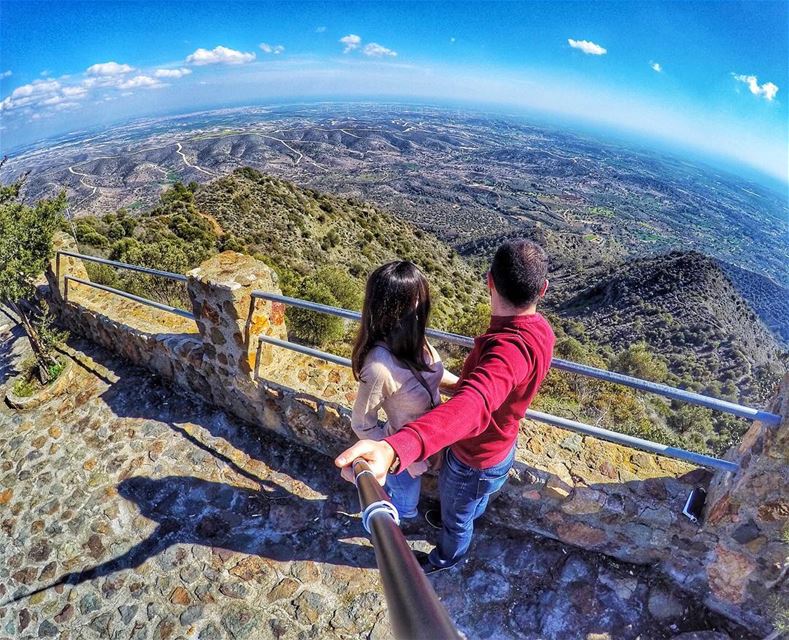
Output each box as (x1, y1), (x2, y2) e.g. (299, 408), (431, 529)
(555, 251), (786, 403)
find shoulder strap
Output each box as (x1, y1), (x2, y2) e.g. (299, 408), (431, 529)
(403, 360), (437, 409)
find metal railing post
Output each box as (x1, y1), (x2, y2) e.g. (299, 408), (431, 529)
(352, 459), (462, 640)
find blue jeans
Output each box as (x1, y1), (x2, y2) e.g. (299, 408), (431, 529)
(428, 445), (516, 568)
(385, 471), (422, 520)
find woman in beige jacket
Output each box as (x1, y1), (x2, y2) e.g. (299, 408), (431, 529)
(351, 261), (458, 522)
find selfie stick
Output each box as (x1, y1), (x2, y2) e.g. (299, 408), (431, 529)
(352, 458), (462, 640)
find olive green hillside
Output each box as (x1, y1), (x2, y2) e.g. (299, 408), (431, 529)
(192, 167), (489, 326)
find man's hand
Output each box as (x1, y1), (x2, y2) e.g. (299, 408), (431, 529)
(335, 439), (396, 485)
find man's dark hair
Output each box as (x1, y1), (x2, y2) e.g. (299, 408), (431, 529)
(490, 239), (549, 307)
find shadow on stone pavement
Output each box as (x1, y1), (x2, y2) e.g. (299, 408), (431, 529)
(5, 473), (377, 605)
(0, 319), (26, 386)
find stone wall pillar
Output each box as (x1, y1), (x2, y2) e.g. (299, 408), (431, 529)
(46, 232), (89, 305)
(702, 373), (789, 634)
(186, 251), (287, 381)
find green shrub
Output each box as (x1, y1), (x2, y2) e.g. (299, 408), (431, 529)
(287, 279), (345, 346)
(609, 342), (668, 383)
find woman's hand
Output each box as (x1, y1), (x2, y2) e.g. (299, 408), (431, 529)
(439, 381), (458, 396)
(440, 370), (460, 396)
(335, 439), (395, 485)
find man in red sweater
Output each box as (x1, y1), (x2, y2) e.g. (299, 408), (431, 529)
(336, 239), (555, 572)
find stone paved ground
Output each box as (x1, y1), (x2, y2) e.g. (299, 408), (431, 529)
(0, 328), (753, 640)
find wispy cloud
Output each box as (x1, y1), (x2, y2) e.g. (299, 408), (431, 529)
(117, 75), (166, 90)
(732, 74), (779, 102)
(0, 70), (11, 80)
(186, 46), (256, 66)
(86, 61), (135, 76)
(154, 67), (192, 78)
(259, 43), (285, 55)
(568, 39), (607, 56)
(315, 26), (327, 33)
(62, 86), (88, 98)
(340, 34), (361, 53)
(363, 43), (397, 57)
(650, 61), (662, 73)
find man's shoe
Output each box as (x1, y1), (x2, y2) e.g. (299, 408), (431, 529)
(424, 508), (443, 530)
(414, 549), (461, 575)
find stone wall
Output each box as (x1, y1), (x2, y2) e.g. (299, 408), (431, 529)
(45, 233), (788, 635)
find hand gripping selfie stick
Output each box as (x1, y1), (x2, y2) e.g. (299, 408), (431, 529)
(352, 458), (462, 640)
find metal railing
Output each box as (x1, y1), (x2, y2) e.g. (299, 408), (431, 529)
(64, 276), (195, 320)
(251, 292), (780, 427)
(58, 250), (188, 282)
(53, 251), (780, 474)
(257, 334), (739, 472)
(57, 251), (194, 321)
(252, 291), (784, 473)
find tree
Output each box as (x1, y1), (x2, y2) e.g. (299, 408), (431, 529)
(609, 341), (668, 383)
(287, 279), (344, 346)
(0, 169), (67, 383)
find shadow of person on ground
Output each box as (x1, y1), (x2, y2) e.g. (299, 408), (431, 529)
(0, 307), (27, 385)
(4, 473), (378, 605)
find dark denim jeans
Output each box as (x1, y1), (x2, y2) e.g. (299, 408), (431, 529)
(428, 445), (516, 568)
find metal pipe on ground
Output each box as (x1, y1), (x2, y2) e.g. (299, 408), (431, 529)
(352, 459), (462, 640)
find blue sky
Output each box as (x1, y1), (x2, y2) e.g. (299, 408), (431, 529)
(1, 1), (787, 182)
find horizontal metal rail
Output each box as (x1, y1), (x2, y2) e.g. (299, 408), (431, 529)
(524, 410), (738, 473)
(64, 276), (195, 320)
(57, 251), (188, 283)
(251, 291), (781, 426)
(257, 334), (738, 472)
(259, 334), (352, 368)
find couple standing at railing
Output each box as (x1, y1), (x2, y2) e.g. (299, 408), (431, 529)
(335, 239), (555, 574)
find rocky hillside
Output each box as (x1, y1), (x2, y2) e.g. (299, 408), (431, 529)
(717, 260), (789, 346)
(193, 168), (487, 325)
(556, 251), (786, 401)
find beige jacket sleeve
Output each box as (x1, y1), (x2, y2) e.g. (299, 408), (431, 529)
(351, 359), (391, 441)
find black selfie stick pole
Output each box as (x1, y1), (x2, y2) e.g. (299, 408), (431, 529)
(352, 458), (462, 640)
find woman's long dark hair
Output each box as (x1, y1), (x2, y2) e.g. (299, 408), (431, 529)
(351, 261), (432, 381)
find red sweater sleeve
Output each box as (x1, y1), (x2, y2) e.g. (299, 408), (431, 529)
(385, 336), (532, 470)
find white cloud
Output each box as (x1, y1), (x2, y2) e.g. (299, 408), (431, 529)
(41, 95), (68, 106)
(0, 70), (11, 79)
(117, 75), (165, 90)
(11, 79), (60, 98)
(259, 43), (285, 55)
(186, 45), (256, 66)
(62, 85), (88, 98)
(568, 39), (607, 56)
(86, 61), (135, 76)
(154, 67), (192, 78)
(650, 61), (662, 73)
(340, 34), (361, 53)
(53, 101), (79, 111)
(732, 74), (779, 102)
(362, 43), (397, 58)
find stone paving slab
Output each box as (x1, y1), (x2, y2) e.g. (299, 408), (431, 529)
(0, 332), (752, 640)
